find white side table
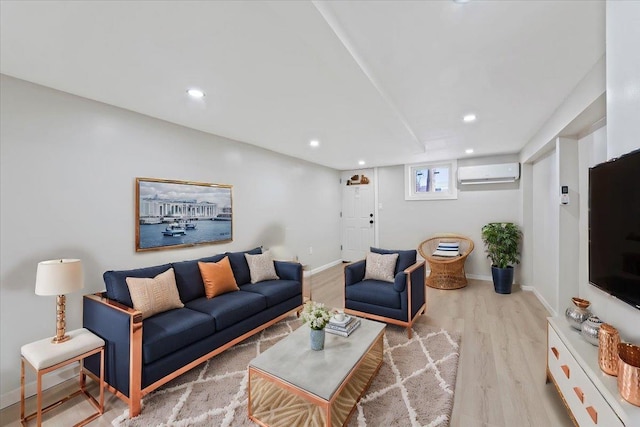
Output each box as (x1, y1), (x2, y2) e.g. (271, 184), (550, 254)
(20, 328), (105, 426)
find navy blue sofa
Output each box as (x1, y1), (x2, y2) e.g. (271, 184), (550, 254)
(82, 247), (302, 417)
(344, 248), (426, 338)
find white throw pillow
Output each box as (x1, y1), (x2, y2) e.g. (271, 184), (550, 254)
(245, 251), (280, 284)
(363, 252), (398, 283)
(433, 241), (460, 257)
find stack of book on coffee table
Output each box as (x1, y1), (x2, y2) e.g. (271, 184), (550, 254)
(326, 314), (361, 337)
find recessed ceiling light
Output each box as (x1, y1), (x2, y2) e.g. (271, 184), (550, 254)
(309, 139), (320, 148)
(186, 88), (205, 99)
(463, 114), (477, 123)
(465, 148), (474, 154)
(358, 160), (366, 166)
(453, 0), (471, 4)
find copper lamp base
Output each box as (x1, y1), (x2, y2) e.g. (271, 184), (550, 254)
(52, 294), (70, 344)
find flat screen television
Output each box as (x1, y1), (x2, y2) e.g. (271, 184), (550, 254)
(589, 148), (640, 310)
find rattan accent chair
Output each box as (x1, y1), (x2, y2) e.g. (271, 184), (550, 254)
(418, 234), (474, 290)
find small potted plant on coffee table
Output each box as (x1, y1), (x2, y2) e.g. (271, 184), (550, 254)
(481, 222), (522, 294)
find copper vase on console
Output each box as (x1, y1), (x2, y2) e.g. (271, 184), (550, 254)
(598, 324), (620, 376)
(618, 343), (640, 407)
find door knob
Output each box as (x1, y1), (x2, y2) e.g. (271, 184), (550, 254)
(369, 220), (374, 224)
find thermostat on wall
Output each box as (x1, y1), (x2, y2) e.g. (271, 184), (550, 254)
(561, 186), (569, 205)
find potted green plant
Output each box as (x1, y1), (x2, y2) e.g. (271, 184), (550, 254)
(481, 222), (522, 294)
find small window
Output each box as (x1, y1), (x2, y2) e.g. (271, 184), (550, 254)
(405, 160), (458, 200)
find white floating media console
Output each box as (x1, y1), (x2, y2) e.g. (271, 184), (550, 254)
(547, 317), (640, 426)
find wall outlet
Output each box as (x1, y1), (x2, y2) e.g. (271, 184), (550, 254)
(309, 246), (313, 255)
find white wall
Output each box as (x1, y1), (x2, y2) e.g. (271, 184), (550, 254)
(531, 150), (559, 313)
(556, 137), (580, 313)
(577, 125), (640, 343)
(606, 1), (640, 160)
(520, 56), (605, 164)
(577, 126), (607, 299)
(586, 1), (640, 342)
(0, 75), (341, 401)
(519, 55), (605, 302)
(376, 154), (521, 280)
(522, 1), (640, 338)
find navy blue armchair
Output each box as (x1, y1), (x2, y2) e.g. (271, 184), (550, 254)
(344, 248), (426, 338)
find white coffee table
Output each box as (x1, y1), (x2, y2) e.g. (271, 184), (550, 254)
(248, 318), (385, 427)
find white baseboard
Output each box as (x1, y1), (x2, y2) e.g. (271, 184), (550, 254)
(0, 363), (79, 410)
(466, 273), (493, 282)
(305, 259), (343, 277)
(522, 285), (558, 317)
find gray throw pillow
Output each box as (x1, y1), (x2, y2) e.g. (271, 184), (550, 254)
(245, 251), (280, 284)
(363, 252), (398, 283)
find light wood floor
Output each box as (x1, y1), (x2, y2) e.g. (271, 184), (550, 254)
(1, 265), (573, 427)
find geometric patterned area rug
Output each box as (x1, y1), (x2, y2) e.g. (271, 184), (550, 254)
(113, 315), (461, 427)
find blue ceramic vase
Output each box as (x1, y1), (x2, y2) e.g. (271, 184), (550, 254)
(310, 328), (325, 351)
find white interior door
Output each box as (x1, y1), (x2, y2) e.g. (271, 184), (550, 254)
(341, 169), (375, 262)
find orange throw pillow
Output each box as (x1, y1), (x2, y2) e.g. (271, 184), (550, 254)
(198, 257), (239, 299)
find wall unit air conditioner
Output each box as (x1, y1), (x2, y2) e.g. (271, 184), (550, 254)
(457, 163), (520, 185)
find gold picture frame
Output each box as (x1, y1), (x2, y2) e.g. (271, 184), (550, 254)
(136, 177), (233, 252)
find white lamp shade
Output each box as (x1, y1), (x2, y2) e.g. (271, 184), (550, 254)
(35, 259), (84, 296)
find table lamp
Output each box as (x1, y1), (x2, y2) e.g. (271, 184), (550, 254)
(35, 259), (84, 343)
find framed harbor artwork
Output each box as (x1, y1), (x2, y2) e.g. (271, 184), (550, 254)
(136, 177), (233, 252)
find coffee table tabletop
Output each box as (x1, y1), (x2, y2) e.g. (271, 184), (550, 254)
(248, 317), (385, 427)
(250, 317), (385, 400)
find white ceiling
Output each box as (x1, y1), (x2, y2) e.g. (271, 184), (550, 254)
(0, 1), (605, 170)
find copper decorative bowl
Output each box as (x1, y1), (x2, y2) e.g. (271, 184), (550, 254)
(565, 297), (592, 330)
(618, 343), (640, 406)
(571, 297), (590, 309)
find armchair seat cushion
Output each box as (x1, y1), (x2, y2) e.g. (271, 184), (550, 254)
(240, 280), (301, 307)
(345, 280), (401, 309)
(186, 291), (267, 331)
(143, 308), (215, 365)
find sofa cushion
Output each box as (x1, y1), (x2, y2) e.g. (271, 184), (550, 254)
(363, 252), (398, 283)
(199, 257), (239, 298)
(104, 263), (172, 307)
(126, 268), (184, 319)
(239, 280), (301, 307)
(345, 280), (402, 309)
(245, 251), (279, 284)
(142, 307), (216, 364)
(185, 291), (267, 331)
(226, 247), (262, 286)
(172, 254), (225, 303)
(371, 247), (417, 274)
